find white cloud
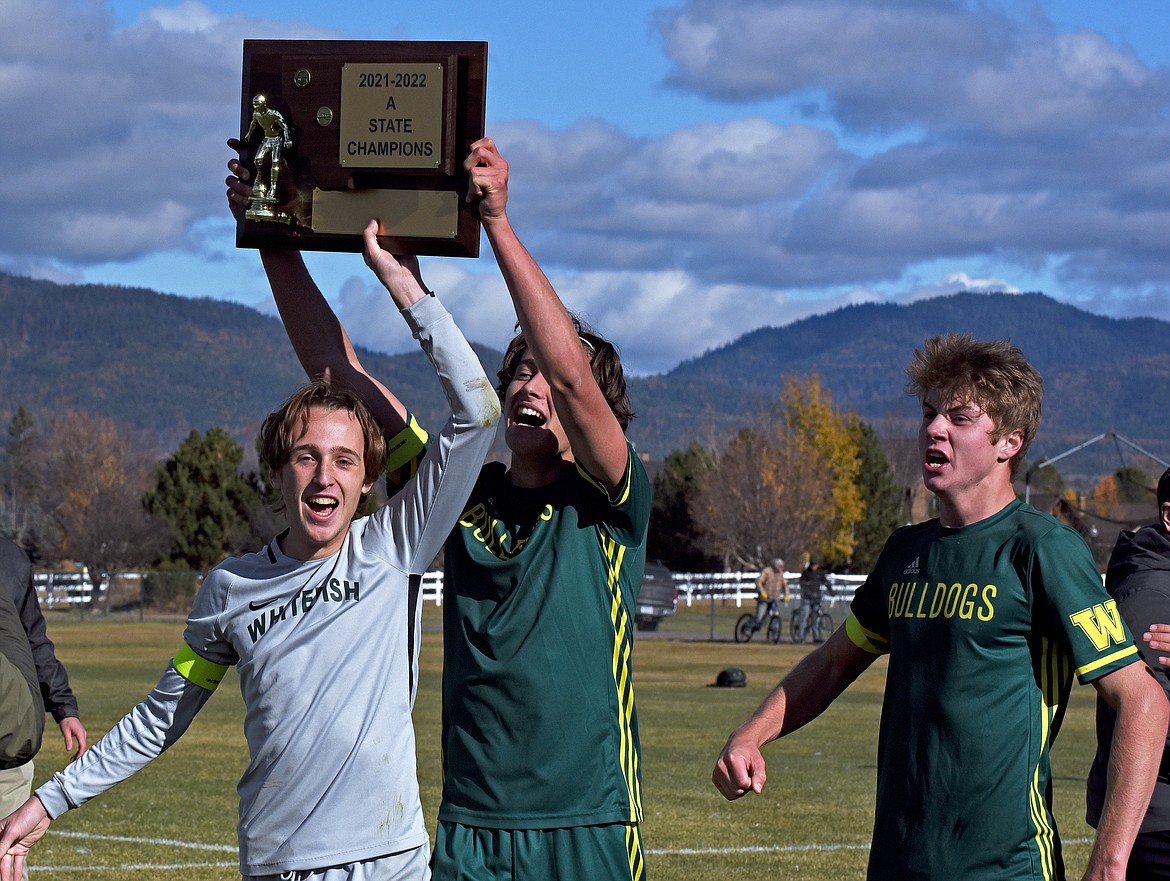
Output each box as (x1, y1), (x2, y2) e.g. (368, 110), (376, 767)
(4, 0), (1170, 378)
(623, 119), (838, 203)
(0, 0), (337, 267)
(142, 0), (222, 32)
(894, 271), (1022, 305)
(480, 105), (1170, 298)
(657, 0), (993, 105)
(325, 258), (788, 376)
(655, 0), (1170, 134)
(326, 262), (520, 363)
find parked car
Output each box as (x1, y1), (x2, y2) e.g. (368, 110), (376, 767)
(635, 561), (678, 631)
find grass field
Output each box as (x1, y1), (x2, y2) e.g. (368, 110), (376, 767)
(23, 601), (1103, 879)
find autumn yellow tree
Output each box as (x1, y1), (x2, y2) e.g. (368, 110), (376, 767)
(1090, 475), (1120, 518)
(692, 373), (862, 568)
(779, 373), (863, 565)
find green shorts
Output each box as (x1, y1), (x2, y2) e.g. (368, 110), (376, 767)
(431, 821), (645, 881)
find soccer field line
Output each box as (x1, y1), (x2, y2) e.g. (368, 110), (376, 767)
(38, 833), (237, 874)
(52, 830), (236, 851)
(35, 830), (1097, 871)
(34, 862), (239, 872)
(653, 843), (870, 855)
(650, 836), (1093, 856)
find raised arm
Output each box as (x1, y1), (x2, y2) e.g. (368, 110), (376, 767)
(464, 138), (629, 490)
(712, 627), (875, 800)
(1083, 662), (1169, 881)
(226, 140), (409, 439)
(381, 277), (501, 573)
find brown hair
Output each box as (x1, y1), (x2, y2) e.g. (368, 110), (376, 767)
(259, 379), (387, 488)
(1157, 466), (1170, 510)
(495, 317), (635, 431)
(905, 333), (1043, 480)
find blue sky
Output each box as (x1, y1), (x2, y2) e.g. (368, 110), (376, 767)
(4, 0), (1170, 375)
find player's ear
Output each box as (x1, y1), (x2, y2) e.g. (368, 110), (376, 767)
(1160, 501), (1170, 534)
(997, 428), (1023, 462)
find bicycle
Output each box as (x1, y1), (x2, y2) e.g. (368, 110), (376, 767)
(790, 605), (834, 644)
(734, 604), (783, 644)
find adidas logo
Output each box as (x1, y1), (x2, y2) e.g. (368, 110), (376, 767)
(903, 556), (921, 576)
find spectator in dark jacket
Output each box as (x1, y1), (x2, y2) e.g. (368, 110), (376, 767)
(0, 541), (87, 880)
(1087, 466), (1170, 879)
(0, 589), (41, 770)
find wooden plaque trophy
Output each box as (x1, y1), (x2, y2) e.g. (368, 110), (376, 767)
(237, 40), (487, 257)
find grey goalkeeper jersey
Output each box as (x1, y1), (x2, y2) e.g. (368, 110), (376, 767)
(36, 294), (499, 876)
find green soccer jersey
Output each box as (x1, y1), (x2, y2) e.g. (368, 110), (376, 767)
(439, 443), (650, 829)
(846, 500), (1139, 881)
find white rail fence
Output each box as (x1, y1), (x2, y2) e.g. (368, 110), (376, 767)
(670, 572), (866, 608)
(32, 570), (445, 609)
(35, 569), (863, 610)
(33, 571), (109, 609)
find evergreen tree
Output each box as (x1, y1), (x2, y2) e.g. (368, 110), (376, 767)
(851, 422), (906, 572)
(1114, 465), (1154, 504)
(1, 406), (47, 550)
(1024, 458), (1066, 497)
(146, 427), (263, 571)
(649, 441), (720, 571)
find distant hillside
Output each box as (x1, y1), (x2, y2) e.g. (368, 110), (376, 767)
(0, 272), (503, 456)
(2, 274), (1168, 483)
(633, 292), (1170, 480)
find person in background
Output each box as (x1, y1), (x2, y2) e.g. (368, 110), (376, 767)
(1087, 465), (1170, 879)
(754, 558), (787, 624)
(0, 540), (87, 881)
(0, 591), (42, 827)
(795, 561), (827, 643)
(714, 333), (1168, 881)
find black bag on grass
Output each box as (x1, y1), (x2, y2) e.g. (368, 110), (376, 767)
(714, 667), (747, 688)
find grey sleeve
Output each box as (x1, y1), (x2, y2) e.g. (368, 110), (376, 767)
(373, 294), (499, 573)
(35, 665), (214, 818)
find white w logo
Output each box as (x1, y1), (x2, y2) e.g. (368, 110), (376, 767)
(1069, 601), (1127, 651)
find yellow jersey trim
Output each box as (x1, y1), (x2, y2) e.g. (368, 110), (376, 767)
(1077, 644), (1139, 679)
(1027, 634), (1066, 880)
(173, 643), (227, 691)
(575, 442), (634, 506)
(602, 534), (643, 824)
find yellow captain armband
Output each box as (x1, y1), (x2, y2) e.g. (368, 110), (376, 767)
(384, 413), (430, 476)
(845, 613), (889, 656)
(173, 643), (228, 692)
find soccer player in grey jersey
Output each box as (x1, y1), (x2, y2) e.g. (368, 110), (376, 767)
(0, 221), (500, 881)
(229, 137), (652, 881)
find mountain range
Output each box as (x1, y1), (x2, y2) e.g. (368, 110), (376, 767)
(2, 271), (1168, 485)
